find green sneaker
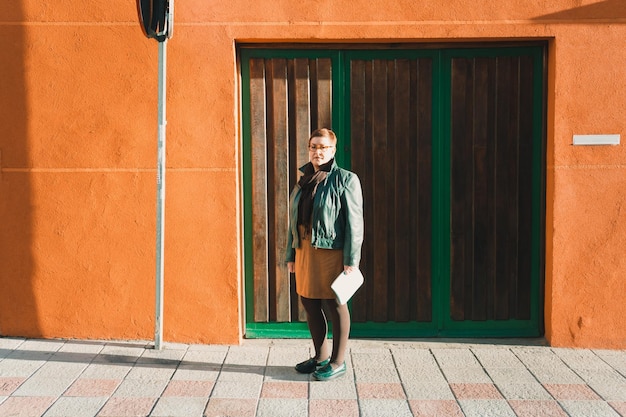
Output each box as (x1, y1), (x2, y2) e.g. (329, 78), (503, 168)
(313, 362), (346, 381)
(295, 357), (330, 374)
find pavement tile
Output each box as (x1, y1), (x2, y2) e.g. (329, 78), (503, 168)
(0, 396), (55, 417)
(508, 399), (568, 417)
(309, 377), (358, 399)
(97, 397), (156, 417)
(33, 361), (88, 379)
(263, 365), (310, 382)
(594, 350), (626, 376)
(402, 382), (456, 400)
(266, 346), (310, 367)
(223, 346), (268, 366)
(609, 401), (626, 416)
(203, 398), (257, 417)
(218, 365), (265, 382)
(162, 380), (214, 397)
(0, 377), (26, 396)
(112, 379), (168, 397)
(0, 338), (25, 352)
(309, 399), (359, 417)
(0, 358), (45, 377)
(559, 400), (622, 417)
(64, 378), (121, 397)
(356, 382), (406, 399)
(486, 367), (538, 385)
(472, 348), (525, 368)
(12, 376), (76, 397)
(210, 380), (262, 399)
(529, 366), (585, 384)
(353, 366), (400, 383)
(544, 383), (601, 400)
(574, 369), (626, 401)
(443, 367), (493, 383)
(256, 398), (307, 417)
(450, 383), (503, 399)
(496, 383), (552, 400)
(172, 365), (221, 381)
(553, 348), (613, 371)
(359, 399), (413, 417)
(151, 397), (208, 417)
(43, 396), (107, 417)
(458, 399), (516, 416)
(260, 381), (307, 398)
(408, 399), (464, 416)
(432, 348), (481, 368)
(125, 365), (177, 381)
(80, 363), (132, 379)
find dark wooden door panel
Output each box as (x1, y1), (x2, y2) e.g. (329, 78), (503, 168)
(449, 55), (535, 321)
(248, 56), (333, 323)
(349, 57), (433, 324)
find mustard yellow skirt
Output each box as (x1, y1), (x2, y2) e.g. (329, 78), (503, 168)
(295, 226), (344, 299)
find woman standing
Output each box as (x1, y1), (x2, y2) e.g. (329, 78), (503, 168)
(286, 128), (364, 381)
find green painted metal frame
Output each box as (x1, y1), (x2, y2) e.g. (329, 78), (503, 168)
(240, 45), (546, 339)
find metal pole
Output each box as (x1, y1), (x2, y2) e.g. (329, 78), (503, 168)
(155, 38), (167, 350)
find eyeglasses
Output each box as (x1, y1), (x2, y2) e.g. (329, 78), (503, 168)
(308, 145), (335, 152)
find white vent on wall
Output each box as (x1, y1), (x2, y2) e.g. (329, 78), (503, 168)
(573, 134), (620, 145)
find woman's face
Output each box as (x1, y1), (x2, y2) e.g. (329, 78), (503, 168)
(309, 136), (336, 170)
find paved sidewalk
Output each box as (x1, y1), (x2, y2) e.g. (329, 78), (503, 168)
(0, 337), (625, 417)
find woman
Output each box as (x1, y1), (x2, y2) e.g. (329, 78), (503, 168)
(286, 128), (364, 381)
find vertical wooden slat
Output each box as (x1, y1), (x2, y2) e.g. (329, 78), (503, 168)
(450, 57), (471, 321)
(416, 59), (433, 322)
(349, 60), (368, 322)
(393, 59), (411, 322)
(472, 57), (492, 321)
(372, 59), (389, 322)
(269, 59), (291, 322)
(494, 56), (519, 320)
(517, 55), (534, 319)
(249, 58), (269, 322)
(293, 58), (311, 322)
(316, 58), (332, 129)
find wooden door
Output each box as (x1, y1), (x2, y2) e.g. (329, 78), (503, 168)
(241, 46), (545, 338)
(241, 51), (341, 336)
(347, 54), (434, 330)
(441, 48), (545, 336)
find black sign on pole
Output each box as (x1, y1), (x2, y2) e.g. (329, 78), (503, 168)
(138, 0), (173, 42)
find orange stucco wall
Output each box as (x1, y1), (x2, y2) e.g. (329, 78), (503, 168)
(1, 0), (624, 348)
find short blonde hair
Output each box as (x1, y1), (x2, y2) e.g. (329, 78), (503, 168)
(309, 128), (337, 146)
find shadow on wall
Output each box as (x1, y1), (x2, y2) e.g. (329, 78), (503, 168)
(533, 0), (626, 21)
(0, 2), (39, 336)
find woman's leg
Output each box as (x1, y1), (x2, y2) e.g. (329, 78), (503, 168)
(300, 296), (331, 360)
(327, 299), (351, 366)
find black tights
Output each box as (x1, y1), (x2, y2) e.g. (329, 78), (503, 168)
(300, 296), (350, 365)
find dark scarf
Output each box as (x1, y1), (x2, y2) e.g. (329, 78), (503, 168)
(297, 158), (334, 230)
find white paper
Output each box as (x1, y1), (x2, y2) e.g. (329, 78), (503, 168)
(331, 268), (364, 305)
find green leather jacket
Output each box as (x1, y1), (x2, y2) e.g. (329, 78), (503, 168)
(286, 160), (364, 267)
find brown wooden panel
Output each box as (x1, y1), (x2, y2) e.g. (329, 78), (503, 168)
(349, 60), (368, 323)
(315, 59), (332, 129)
(248, 56), (339, 324)
(449, 54), (536, 322)
(415, 59), (433, 322)
(249, 58), (269, 322)
(268, 59), (291, 322)
(393, 59), (412, 322)
(349, 57), (433, 325)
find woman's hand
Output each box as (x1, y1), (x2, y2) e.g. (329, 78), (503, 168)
(344, 265), (356, 274)
(287, 262), (295, 273)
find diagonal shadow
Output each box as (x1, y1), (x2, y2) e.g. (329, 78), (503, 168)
(0, 346), (271, 375)
(533, 0), (626, 21)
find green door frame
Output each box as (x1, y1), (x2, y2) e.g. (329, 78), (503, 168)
(240, 44), (545, 339)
